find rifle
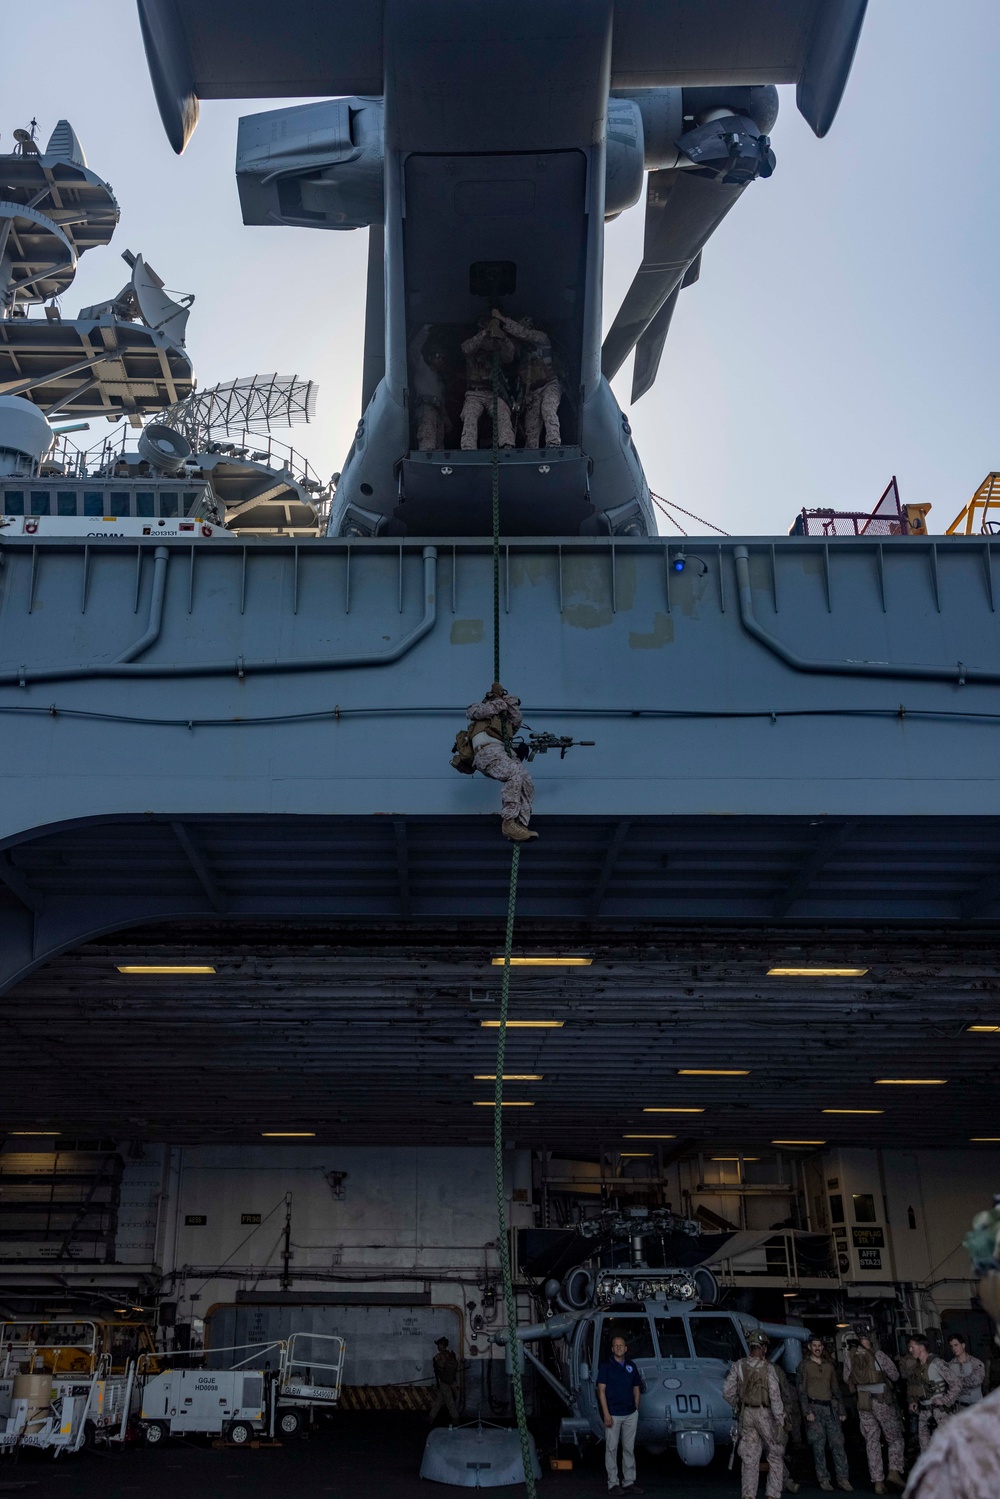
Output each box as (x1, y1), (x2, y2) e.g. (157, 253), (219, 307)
(519, 732), (596, 762)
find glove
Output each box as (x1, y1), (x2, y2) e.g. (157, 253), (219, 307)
(490, 682), (506, 697)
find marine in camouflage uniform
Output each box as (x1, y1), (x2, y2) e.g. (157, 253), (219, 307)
(905, 1195), (1000, 1497)
(428, 1336), (461, 1424)
(499, 314), (562, 448)
(773, 1363), (801, 1493)
(843, 1332), (905, 1492)
(906, 1336), (962, 1452)
(409, 324), (449, 451)
(466, 684), (537, 843)
(903, 1387), (1000, 1499)
(797, 1337), (852, 1491)
(460, 312), (517, 450)
(947, 1335), (986, 1408)
(722, 1329), (786, 1499)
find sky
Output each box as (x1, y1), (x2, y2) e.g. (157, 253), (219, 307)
(3, 0), (999, 536)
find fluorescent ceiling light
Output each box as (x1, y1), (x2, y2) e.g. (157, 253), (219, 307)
(261, 1131), (316, 1137)
(623, 1134), (675, 1139)
(768, 967), (868, 977)
(480, 1020), (564, 1028)
(783, 1292), (799, 1298)
(7, 1130), (61, 1136)
(620, 1152), (652, 1158)
(117, 964), (216, 974)
(678, 1069), (749, 1076)
(473, 1074), (543, 1081)
(643, 1107), (705, 1114)
(970, 1137), (1000, 1142)
(773, 1140), (826, 1146)
(968, 1025), (1000, 1033)
(712, 1156), (759, 1161)
(491, 957), (591, 966)
(875, 1079), (947, 1085)
(473, 1101), (535, 1107)
(822, 1109), (884, 1115)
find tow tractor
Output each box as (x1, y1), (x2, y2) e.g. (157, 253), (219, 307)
(139, 1332), (345, 1446)
(0, 1319), (150, 1456)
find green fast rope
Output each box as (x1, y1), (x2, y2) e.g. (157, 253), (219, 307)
(491, 342), (502, 684)
(488, 332), (535, 1495)
(494, 846), (536, 1496)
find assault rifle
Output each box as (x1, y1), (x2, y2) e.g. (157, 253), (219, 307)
(519, 732), (595, 761)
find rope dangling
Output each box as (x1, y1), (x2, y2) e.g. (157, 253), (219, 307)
(491, 342), (502, 687)
(488, 333), (534, 1495)
(492, 846), (535, 1498)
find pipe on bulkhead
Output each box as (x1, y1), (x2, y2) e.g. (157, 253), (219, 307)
(733, 546), (1000, 685)
(0, 546), (438, 685)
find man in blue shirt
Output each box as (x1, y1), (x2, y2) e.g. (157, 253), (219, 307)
(596, 1334), (644, 1494)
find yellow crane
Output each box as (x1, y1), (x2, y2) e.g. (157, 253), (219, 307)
(947, 473), (1000, 534)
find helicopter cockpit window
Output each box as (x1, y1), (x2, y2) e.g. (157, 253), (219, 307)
(655, 1316), (692, 1358)
(599, 1317), (656, 1362)
(689, 1315), (745, 1364)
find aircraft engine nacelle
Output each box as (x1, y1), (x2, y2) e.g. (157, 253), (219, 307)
(236, 97), (385, 231)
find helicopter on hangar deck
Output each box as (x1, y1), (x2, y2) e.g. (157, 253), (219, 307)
(498, 1210), (811, 1469)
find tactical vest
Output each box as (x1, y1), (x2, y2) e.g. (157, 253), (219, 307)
(520, 341), (554, 387)
(923, 1357), (949, 1403)
(849, 1347), (885, 1411)
(741, 1359), (771, 1408)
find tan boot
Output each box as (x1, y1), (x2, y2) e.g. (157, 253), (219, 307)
(836, 1483), (854, 1494)
(785, 1481), (800, 1494)
(886, 1475), (905, 1492)
(874, 1485), (886, 1495)
(502, 819), (538, 842)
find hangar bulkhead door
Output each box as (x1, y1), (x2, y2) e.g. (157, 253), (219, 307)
(207, 1301), (463, 1390)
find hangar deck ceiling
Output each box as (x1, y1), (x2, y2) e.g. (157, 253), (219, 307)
(4, 811), (999, 1149)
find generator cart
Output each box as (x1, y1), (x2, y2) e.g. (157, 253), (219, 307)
(139, 1331), (345, 1446)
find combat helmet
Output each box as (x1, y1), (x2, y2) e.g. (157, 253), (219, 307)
(745, 1327), (769, 1350)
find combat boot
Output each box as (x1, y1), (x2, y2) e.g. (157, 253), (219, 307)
(502, 820), (538, 842)
(818, 1485), (833, 1494)
(886, 1474), (905, 1491)
(836, 1483), (853, 1493)
(874, 1485), (886, 1495)
(784, 1480), (800, 1494)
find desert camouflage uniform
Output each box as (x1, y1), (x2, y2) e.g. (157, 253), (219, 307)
(410, 324), (447, 451)
(951, 1355), (986, 1407)
(903, 1386), (1000, 1499)
(502, 316), (562, 448)
(460, 326), (516, 449)
(915, 1357), (962, 1451)
(466, 691), (534, 828)
(844, 1344), (905, 1484)
(723, 1355), (785, 1499)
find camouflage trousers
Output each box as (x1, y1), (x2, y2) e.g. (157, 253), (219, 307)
(416, 400), (445, 452)
(473, 742), (534, 826)
(739, 1408), (784, 1499)
(461, 388), (514, 449)
(524, 378), (562, 448)
(805, 1405), (850, 1485)
(918, 1404), (954, 1451)
(860, 1401), (904, 1482)
(428, 1380), (460, 1423)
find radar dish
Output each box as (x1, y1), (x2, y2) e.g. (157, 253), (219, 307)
(156, 374), (318, 447)
(130, 253), (191, 347)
